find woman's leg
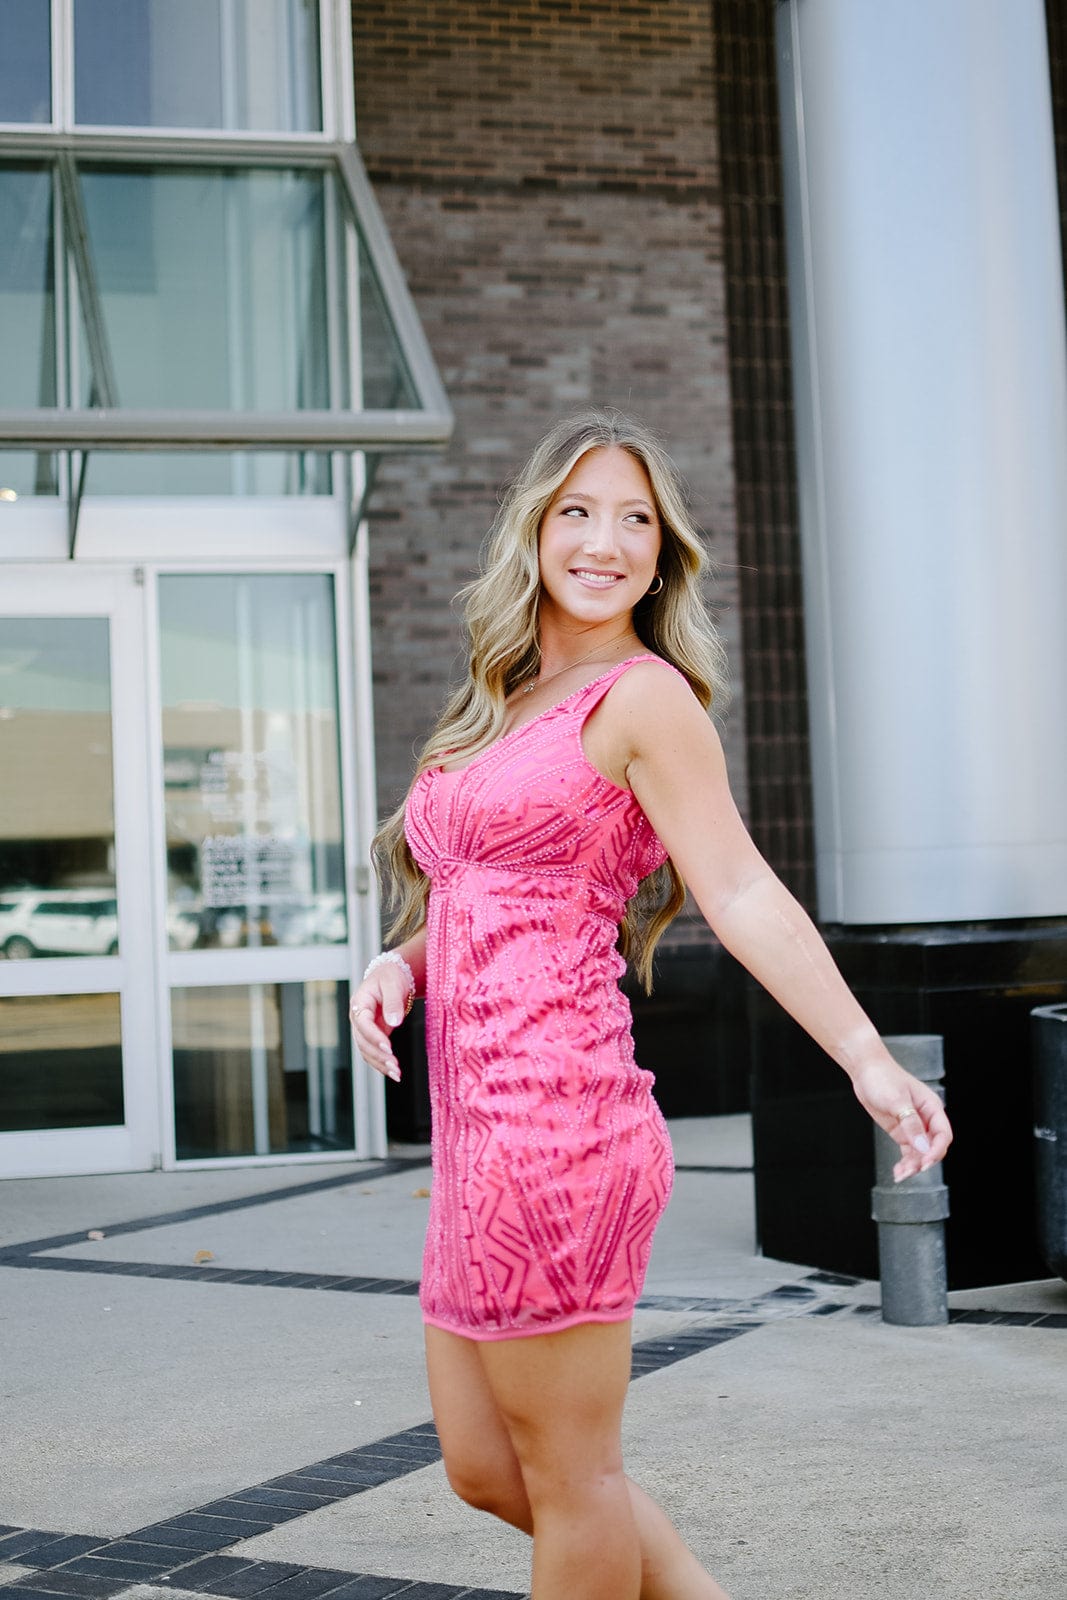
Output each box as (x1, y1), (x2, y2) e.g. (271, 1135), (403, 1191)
(426, 1323), (732, 1600)
(478, 1318), (640, 1600)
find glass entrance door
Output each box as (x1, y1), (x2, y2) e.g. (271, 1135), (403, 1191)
(155, 572), (361, 1165)
(0, 568), (158, 1177)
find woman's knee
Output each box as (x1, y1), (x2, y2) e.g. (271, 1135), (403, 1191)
(442, 1445), (532, 1528)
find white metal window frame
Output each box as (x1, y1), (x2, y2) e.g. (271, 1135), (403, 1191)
(0, 0), (354, 142)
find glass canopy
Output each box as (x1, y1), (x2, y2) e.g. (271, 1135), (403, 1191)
(0, 4), (452, 534)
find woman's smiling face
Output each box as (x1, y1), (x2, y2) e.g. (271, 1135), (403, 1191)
(537, 446), (662, 630)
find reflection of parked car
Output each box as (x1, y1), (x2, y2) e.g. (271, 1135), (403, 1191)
(0, 890), (200, 957)
(0, 891), (120, 958)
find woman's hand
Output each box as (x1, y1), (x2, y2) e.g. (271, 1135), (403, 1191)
(849, 1055), (954, 1183)
(349, 975), (406, 1082)
(349, 938), (425, 1084)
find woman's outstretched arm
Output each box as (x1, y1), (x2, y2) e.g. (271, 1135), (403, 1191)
(603, 663), (953, 1179)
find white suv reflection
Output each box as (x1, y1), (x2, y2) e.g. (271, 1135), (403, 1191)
(0, 890), (200, 958)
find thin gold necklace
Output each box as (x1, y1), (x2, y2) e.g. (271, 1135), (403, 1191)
(519, 631), (637, 696)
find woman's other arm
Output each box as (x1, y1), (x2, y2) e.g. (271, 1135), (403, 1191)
(602, 665), (953, 1180)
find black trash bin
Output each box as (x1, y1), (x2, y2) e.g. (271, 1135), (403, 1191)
(1032, 1003), (1067, 1283)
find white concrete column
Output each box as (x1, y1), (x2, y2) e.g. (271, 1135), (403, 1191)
(776, 0), (1067, 923)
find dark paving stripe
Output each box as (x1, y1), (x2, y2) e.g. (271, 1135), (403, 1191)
(849, 1302), (1067, 1328)
(629, 1318), (796, 1376)
(671, 1164), (753, 1174)
(637, 1293), (741, 1313)
(0, 1254), (421, 1297)
(0, 1159), (432, 1261)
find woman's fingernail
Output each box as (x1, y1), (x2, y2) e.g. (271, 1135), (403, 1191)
(389, 1067), (401, 1083)
(914, 1133), (932, 1155)
(385, 1011), (403, 1026)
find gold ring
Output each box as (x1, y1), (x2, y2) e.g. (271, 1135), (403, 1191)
(350, 1005), (365, 1020)
(894, 1106), (917, 1123)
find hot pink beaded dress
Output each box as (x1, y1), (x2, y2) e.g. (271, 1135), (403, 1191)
(404, 654), (677, 1341)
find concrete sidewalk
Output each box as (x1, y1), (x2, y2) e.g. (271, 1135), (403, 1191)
(1, 1117), (1064, 1599)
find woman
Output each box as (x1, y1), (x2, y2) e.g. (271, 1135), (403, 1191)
(350, 412), (953, 1600)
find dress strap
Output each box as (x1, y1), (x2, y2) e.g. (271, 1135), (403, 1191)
(573, 652), (686, 716)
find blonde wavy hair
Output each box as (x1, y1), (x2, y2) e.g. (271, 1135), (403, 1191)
(374, 409), (729, 991)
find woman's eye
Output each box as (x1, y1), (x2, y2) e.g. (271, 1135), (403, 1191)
(627, 512), (652, 525)
(560, 505), (585, 517)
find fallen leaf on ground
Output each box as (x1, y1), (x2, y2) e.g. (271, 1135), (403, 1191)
(411, 1187), (431, 1198)
(193, 1249), (214, 1264)
(87, 1229), (105, 1241)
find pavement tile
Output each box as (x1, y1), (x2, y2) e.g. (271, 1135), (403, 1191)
(303, 1583), (413, 1600)
(157, 1557), (252, 1590)
(122, 1532), (222, 1556)
(257, 1480), (353, 1502)
(53, 1560), (171, 1584)
(0, 1542), (65, 1566)
(242, 1573), (353, 1600)
(0, 1589), (112, 1600)
(18, 1542), (105, 1570)
(180, 1506), (290, 1529)
(186, 1563), (306, 1598)
(2, 1571), (124, 1597)
(152, 1520), (271, 1543)
(223, 1492), (333, 1514)
(278, 1466), (388, 1488)
(396, 1588), (487, 1599)
(101, 1545), (198, 1569)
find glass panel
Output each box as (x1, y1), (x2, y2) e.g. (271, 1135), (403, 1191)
(0, 165), (59, 496)
(0, 0), (51, 124)
(0, 618), (118, 956)
(75, 164), (334, 495)
(355, 238), (419, 412)
(74, 0), (322, 132)
(171, 980), (352, 1158)
(0, 993), (124, 1131)
(159, 574), (346, 951)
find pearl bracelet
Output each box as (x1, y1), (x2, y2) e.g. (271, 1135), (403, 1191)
(362, 950), (416, 1015)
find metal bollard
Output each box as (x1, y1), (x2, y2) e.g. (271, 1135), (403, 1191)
(870, 1034), (949, 1325)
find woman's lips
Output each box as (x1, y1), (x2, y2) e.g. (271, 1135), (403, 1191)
(570, 568), (625, 587)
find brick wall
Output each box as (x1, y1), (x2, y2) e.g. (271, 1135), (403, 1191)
(352, 1), (745, 950)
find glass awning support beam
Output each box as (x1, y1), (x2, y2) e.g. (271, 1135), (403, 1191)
(55, 153), (119, 411)
(0, 409), (451, 450)
(333, 143), (452, 424)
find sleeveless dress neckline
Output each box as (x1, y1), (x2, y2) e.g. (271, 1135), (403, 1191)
(437, 652), (659, 776)
(404, 652), (681, 1341)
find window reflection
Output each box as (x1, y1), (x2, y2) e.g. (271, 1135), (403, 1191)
(74, 0), (322, 132)
(159, 574), (347, 952)
(0, 166), (59, 497)
(0, 0), (51, 125)
(77, 164), (333, 496)
(172, 981), (352, 1158)
(0, 993), (124, 1131)
(0, 618), (117, 957)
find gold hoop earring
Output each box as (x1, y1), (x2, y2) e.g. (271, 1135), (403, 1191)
(646, 573), (664, 596)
